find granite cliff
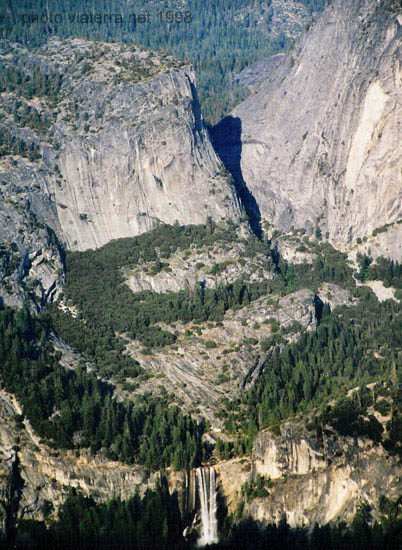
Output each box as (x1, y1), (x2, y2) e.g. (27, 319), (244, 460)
(214, 0), (402, 259)
(2, 387), (401, 530)
(217, 417), (402, 527)
(0, 38), (241, 307)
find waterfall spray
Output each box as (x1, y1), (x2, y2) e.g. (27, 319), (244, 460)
(196, 467), (218, 546)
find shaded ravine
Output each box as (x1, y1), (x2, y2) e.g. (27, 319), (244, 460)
(211, 116), (262, 238)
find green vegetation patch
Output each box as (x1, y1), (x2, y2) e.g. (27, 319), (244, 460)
(0, 63), (64, 104)
(55, 223), (354, 356)
(241, 474), (273, 503)
(0, 0), (330, 125)
(221, 289), (402, 452)
(51, 221), (278, 356)
(0, 125), (41, 160)
(356, 254), (402, 288)
(0, 306), (205, 470)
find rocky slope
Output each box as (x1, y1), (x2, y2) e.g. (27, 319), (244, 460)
(124, 288), (319, 426)
(0, 390), (157, 518)
(0, 178), (64, 310)
(214, 0), (402, 260)
(106, 278), (355, 428)
(124, 239), (275, 294)
(234, 54), (286, 93)
(1, 1), (402, 537)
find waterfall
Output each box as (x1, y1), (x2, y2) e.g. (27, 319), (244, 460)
(196, 467), (218, 546)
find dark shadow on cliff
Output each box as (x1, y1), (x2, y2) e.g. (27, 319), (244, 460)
(189, 79), (204, 134)
(216, 479), (229, 540)
(314, 294), (324, 325)
(210, 116), (262, 238)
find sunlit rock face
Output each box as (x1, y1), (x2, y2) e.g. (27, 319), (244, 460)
(0, 38), (241, 306)
(1, 39), (241, 251)
(214, 0), (402, 260)
(217, 420), (402, 527)
(42, 41), (241, 251)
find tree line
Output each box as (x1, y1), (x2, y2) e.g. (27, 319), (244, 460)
(4, 485), (402, 550)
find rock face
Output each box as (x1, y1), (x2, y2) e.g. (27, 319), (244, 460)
(124, 240), (274, 294)
(1, 39), (240, 254)
(0, 162), (64, 310)
(122, 283), (354, 426)
(214, 0), (402, 259)
(0, 38), (241, 305)
(1, 3), (401, 534)
(40, 40), (241, 250)
(217, 420), (402, 527)
(234, 54), (286, 93)
(1, 375), (401, 530)
(250, 423), (402, 526)
(0, 390), (157, 517)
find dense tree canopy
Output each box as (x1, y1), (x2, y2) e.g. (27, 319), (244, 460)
(0, 306), (205, 469)
(0, 0), (330, 124)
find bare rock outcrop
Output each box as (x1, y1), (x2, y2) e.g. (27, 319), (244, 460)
(0, 390), (156, 519)
(2, 383), (400, 530)
(124, 288), (319, 426)
(0, 166), (64, 310)
(124, 240), (274, 294)
(217, 420), (402, 527)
